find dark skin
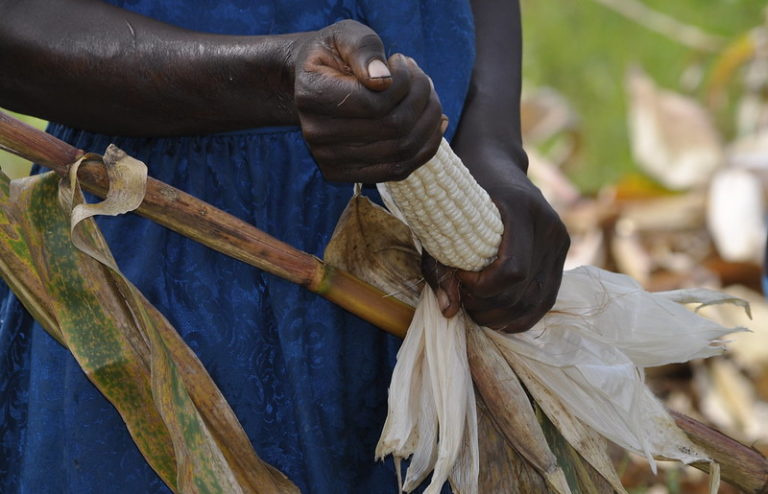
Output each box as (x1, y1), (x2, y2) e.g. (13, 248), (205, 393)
(0, 0), (569, 332)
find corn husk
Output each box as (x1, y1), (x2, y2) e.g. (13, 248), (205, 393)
(376, 286), (478, 494)
(486, 267), (743, 474)
(324, 186), (423, 306)
(325, 189), (746, 493)
(383, 265), (743, 493)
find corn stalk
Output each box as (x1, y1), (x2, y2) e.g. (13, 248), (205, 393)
(1, 110), (767, 493)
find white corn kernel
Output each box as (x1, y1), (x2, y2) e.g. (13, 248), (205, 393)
(383, 138), (503, 271)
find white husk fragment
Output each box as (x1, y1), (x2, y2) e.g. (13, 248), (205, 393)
(655, 287), (752, 318)
(377, 265), (745, 492)
(486, 266), (746, 468)
(376, 286), (478, 494)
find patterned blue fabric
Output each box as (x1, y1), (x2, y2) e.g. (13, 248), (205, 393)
(0, 2), (474, 493)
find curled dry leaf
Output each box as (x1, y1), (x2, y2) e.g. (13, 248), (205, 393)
(324, 189), (422, 306)
(0, 149), (299, 493)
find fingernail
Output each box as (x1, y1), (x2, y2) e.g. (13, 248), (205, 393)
(436, 288), (450, 312)
(367, 59), (391, 79)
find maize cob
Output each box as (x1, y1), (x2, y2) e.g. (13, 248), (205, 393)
(382, 138), (503, 272)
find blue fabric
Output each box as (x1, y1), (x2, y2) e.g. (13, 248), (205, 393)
(0, 2), (474, 493)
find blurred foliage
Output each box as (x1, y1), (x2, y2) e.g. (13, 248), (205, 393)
(521, 0), (766, 193)
(0, 109), (46, 178)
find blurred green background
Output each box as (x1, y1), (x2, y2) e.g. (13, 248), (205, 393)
(521, 0), (764, 193)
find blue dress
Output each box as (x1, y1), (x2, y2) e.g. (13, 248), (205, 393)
(0, 2), (475, 493)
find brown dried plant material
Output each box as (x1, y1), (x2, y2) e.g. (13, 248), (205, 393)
(466, 325), (572, 494)
(476, 396), (552, 493)
(324, 188), (422, 306)
(508, 356), (628, 494)
(0, 152), (298, 493)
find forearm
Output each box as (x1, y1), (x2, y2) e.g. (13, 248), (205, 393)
(453, 0), (528, 191)
(0, 0), (303, 135)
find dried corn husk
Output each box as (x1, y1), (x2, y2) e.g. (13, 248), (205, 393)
(485, 267), (743, 475)
(326, 190), (746, 493)
(378, 265), (744, 493)
(324, 185), (423, 306)
(376, 286), (478, 494)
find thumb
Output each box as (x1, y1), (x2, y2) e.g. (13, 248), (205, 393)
(421, 253), (462, 318)
(333, 21), (392, 91)
(435, 272), (462, 319)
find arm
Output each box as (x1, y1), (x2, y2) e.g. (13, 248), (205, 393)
(0, 0), (300, 135)
(0, 0), (441, 180)
(424, 0), (570, 332)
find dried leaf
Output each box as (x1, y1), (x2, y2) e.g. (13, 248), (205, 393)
(550, 267), (743, 367)
(696, 285), (768, 375)
(67, 145), (148, 228)
(510, 357), (628, 494)
(610, 218), (653, 285)
(616, 192), (706, 232)
(0, 161), (298, 493)
(527, 149), (581, 211)
(536, 406), (618, 494)
(324, 190), (422, 306)
(466, 325), (571, 494)
(709, 359), (763, 439)
(521, 87), (579, 145)
(0, 170), (61, 343)
(656, 286), (752, 318)
(727, 127), (768, 170)
(476, 396), (552, 493)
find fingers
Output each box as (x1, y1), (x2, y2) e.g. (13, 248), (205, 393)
(296, 53), (412, 119)
(310, 100), (443, 182)
(330, 19), (392, 91)
(301, 57), (436, 141)
(421, 254), (462, 318)
(298, 51), (442, 183)
(456, 202), (532, 299)
(463, 261), (560, 332)
(295, 20), (444, 183)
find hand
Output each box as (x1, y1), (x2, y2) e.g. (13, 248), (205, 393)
(422, 166), (570, 333)
(293, 20), (444, 183)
